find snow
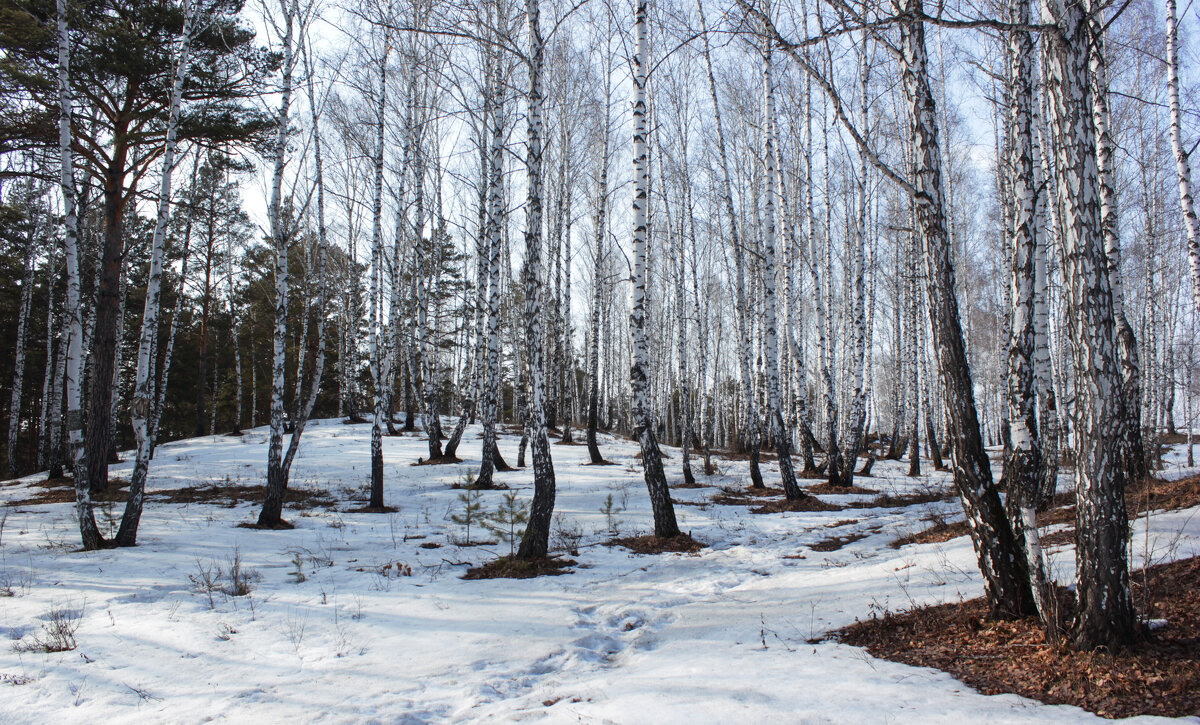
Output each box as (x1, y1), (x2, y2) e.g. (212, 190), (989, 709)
(0, 421), (1197, 724)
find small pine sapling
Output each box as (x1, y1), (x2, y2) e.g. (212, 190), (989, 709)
(600, 493), (625, 535)
(484, 490), (530, 556)
(450, 489), (485, 544)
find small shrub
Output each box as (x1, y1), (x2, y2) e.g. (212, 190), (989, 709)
(224, 548), (260, 597)
(15, 603), (82, 653)
(551, 514), (584, 556)
(483, 491), (529, 556)
(450, 489), (486, 545)
(600, 493), (625, 535)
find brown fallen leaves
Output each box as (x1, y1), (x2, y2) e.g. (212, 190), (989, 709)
(836, 556), (1200, 719)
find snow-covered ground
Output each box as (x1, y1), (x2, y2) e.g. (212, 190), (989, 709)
(0, 421), (1197, 724)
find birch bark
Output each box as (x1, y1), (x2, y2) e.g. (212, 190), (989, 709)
(56, 0), (103, 549)
(630, 0), (679, 537)
(117, 0), (195, 545)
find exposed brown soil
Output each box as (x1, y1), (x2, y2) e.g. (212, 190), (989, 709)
(749, 497), (842, 514)
(810, 531), (869, 552)
(805, 482), (879, 495)
(152, 483), (338, 510)
(609, 533), (706, 554)
(670, 480), (711, 489)
(581, 459), (617, 466)
(633, 450), (671, 459)
(847, 486), (956, 510)
(412, 455), (464, 466)
(237, 520), (296, 530)
(463, 555), (576, 579)
(890, 518), (970, 548)
(451, 481), (511, 491)
(344, 505), (400, 514)
(711, 486), (788, 505)
(418, 542), (441, 549)
(3, 477), (131, 507)
(836, 556), (1200, 719)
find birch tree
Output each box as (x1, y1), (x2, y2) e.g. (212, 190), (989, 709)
(1167, 0), (1200, 319)
(1041, 0), (1135, 650)
(515, 0), (556, 558)
(118, 0), (196, 546)
(630, 0), (679, 538)
(56, 0), (103, 550)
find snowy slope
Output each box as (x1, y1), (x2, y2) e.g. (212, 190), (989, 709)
(0, 420), (1196, 724)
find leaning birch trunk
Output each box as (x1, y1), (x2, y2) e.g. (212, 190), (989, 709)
(149, 155), (198, 457)
(1167, 0), (1200, 320)
(1089, 20), (1146, 482)
(516, 0), (556, 558)
(7, 220), (36, 477)
(761, 28), (804, 500)
(57, 0), (103, 549)
(1001, 0), (1056, 639)
(116, 0), (195, 546)
(899, 0), (1031, 617)
(279, 35), (330, 484)
(630, 0), (679, 538)
(698, 0), (762, 489)
(364, 42), (391, 508)
(257, 0), (298, 528)
(1042, 0), (1136, 650)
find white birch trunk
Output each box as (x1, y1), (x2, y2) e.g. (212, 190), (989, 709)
(1041, 0), (1135, 649)
(56, 0), (102, 549)
(117, 0), (195, 545)
(631, 0), (679, 537)
(258, 0), (298, 527)
(7, 219), (36, 477)
(1167, 0), (1200, 319)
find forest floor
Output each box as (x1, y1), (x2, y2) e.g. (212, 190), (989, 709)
(0, 421), (1198, 723)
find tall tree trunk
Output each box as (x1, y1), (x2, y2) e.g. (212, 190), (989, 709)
(630, 0), (679, 538)
(1001, 0), (1056, 638)
(365, 42), (391, 506)
(516, 0), (556, 558)
(1089, 19), (1146, 483)
(476, 23), (505, 489)
(699, 0), (762, 489)
(117, 0), (195, 545)
(899, 0), (1031, 617)
(7, 216), (36, 476)
(257, 0), (298, 528)
(1167, 0), (1200, 321)
(57, 0), (103, 549)
(762, 25), (804, 500)
(585, 41), (611, 466)
(1042, 0), (1135, 649)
